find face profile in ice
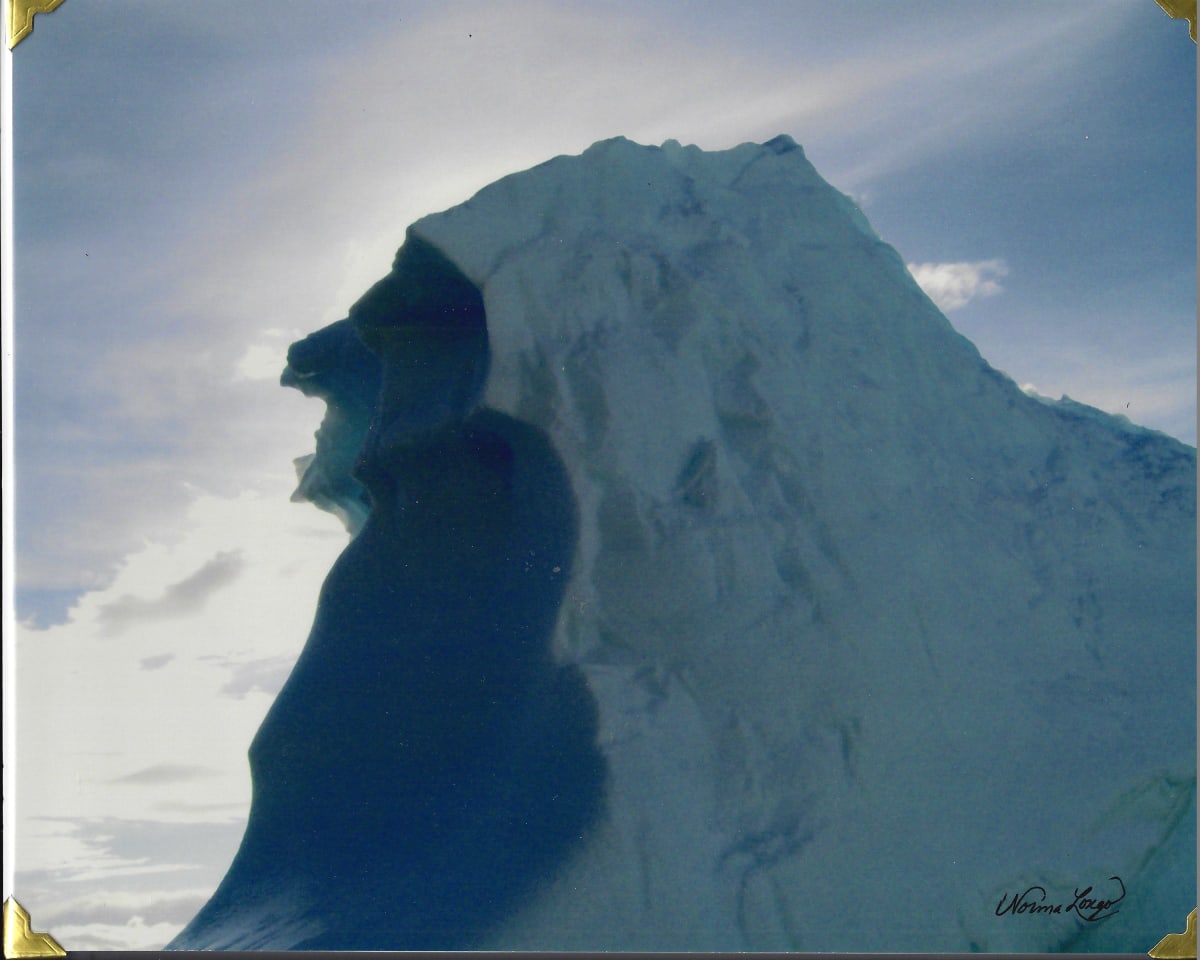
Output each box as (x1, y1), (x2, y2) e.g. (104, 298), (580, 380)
(279, 318), (381, 533)
(351, 236), (492, 444)
(171, 136), (1194, 953)
(169, 237), (607, 951)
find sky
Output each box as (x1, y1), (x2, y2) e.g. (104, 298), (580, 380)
(3, 0), (1195, 950)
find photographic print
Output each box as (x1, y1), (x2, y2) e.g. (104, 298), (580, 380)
(3, 0), (1196, 953)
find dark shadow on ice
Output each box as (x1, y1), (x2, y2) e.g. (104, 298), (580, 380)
(170, 236), (607, 950)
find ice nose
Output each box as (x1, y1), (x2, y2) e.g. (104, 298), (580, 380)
(279, 364), (309, 388)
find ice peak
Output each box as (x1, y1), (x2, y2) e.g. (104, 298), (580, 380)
(763, 132), (802, 154)
(183, 137), (1194, 953)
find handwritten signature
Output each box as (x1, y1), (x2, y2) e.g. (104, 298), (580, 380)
(995, 876), (1125, 922)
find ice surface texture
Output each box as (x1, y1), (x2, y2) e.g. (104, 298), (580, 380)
(171, 136), (1195, 951)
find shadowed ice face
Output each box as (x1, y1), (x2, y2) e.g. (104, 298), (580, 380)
(348, 236), (491, 447)
(170, 237), (605, 951)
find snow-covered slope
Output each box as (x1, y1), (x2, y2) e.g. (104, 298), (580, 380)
(171, 136), (1195, 952)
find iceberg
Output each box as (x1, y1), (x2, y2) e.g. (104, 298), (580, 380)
(170, 136), (1195, 951)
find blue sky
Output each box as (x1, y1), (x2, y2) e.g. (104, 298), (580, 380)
(10, 0), (1197, 625)
(4, 0), (1194, 949)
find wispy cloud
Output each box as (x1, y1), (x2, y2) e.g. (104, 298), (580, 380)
(907, 259), (1009, 312)
(14, 0), (1145, 619)
(215, 655), (297, 700)
(1035, 350), (1196, 443)
(98, 551), (245, 634)
(16, 484), (346, 833)
(14, 817), (249, 949)
(110, 764), (222, 786)
(48, 919), (193, 952)
(15, 485), (348, 946)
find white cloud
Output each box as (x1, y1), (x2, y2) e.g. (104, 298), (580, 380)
(13, 481), (348, 947)
(907, 259), (1009, 312)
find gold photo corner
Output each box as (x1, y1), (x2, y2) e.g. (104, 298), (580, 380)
(2, 899), (66, 958)
(1153, 0), (1198, 40)
(1150, 909), (1199, 959)
(6, 0), (66, 49)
